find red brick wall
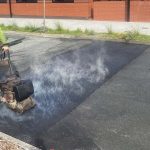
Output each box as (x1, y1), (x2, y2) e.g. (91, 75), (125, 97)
(0, 0), (150, 22)
(93, 1), (125, 21)
(0, 2), (90, 18)
(0, 4), (10, 15)
(45, 3), (90, 17)
(11, 3), (42, 16)
(130, 0), (150, 22)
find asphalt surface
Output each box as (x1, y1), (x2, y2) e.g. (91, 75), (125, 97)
(0, 33), (149, 150)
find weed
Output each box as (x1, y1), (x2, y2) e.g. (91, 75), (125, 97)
(121, 30), (140, 42)
(84, 29), (95, 35)
(0, 24), (150, 43)
(55, 22), (64, 32)
(24, 25), (41, 32)
(106, 25), (113, 34)
(7, 23), (18, 31)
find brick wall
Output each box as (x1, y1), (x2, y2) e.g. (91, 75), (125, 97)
(0, 4), (10, 15)
(45, 3), (90, 17)
(130, 0), (150, 22)
(93, 1), (125, 21)
(0, 0), (150, 22)
(11, 3), (42, 16)
(0, 1), (90, 18)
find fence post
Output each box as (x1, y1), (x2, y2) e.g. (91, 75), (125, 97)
(8, 0), (12, 18)
(125, 0), (130, 21)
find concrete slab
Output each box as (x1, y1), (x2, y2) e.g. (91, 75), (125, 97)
(0, 33), (149, 150)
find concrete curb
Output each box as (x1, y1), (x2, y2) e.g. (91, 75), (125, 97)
(0, 132), (40, 150)
(6, 31), (150, 46)
(0, 18), (150, 35)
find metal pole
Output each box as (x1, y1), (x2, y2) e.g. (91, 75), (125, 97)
(43, 0), (46, 31)
(125, 0), (130, 22)
(8, 0), (12, 18)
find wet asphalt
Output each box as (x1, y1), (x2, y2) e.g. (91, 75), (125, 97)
(0, 33), (149, 150)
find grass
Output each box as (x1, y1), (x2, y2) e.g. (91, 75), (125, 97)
(0, 23), (150, 43)
(23, 25), (42, 32)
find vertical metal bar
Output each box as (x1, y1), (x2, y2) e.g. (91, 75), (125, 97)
(8, 0), (12, 18)
(125, 0), (130, 22)
(43, 0), (46, 31)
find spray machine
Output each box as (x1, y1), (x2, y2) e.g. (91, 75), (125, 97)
(0, 38), (36, 113)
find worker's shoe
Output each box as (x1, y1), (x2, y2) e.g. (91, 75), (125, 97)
(0, 96), (36, 113)
(6, 97), (36, 113)
(15, 97), (36, 113)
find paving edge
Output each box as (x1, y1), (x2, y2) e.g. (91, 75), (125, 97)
(5, 31), (150, 46)
(0, 132), (40, 150)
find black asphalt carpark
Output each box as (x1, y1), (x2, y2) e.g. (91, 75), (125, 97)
(0, 33), (150, 150)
